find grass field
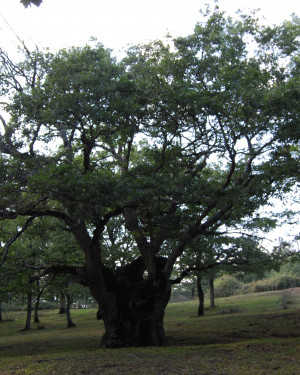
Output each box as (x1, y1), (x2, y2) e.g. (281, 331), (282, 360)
(0, 288), (300, 374)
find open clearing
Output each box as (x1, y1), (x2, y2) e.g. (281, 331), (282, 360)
(0, 288), (300, 374)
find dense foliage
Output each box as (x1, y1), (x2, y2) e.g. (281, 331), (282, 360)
(20, 0), (43, 8)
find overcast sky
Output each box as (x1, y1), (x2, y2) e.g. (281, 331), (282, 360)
(1, 0), (300, 56)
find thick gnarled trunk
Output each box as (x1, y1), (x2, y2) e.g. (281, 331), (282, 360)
(86, 256), (171, 348)
(101, 279), (170, 348)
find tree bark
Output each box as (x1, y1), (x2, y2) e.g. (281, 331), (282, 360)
(191, 286), (195, 299)
(59, 292), (66, 314)
(96, 304), (102, 320)
(34, 280), (41, 323)
(66, 294), (76, 328)
(209, 277), (216, 308)
(70, 221), (172, 348)
(34, 299), (40, 323)
(86, 255), (171, 347)
(196, 273), (204, 316)
(24, 290), (32, 330)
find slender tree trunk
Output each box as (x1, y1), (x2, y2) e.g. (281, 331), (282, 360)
(59, 292), (66, 314)
(191, 286), (195, 299)
(24, 290), (32, 330)
(34, 275), (55, 323)
(66, 294), (76, 328)
(34, 280), (40, 323)
(196, 273), (204, 316)
(34, 299), (40, 323)
(0, 300), (3, 322)
(209, 277), (216, 308)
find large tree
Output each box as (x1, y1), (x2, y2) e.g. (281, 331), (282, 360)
(0, 8), (299, 347)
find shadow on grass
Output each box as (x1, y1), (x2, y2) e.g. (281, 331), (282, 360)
(1, 289), (300, 357)
(1, 310), (300, 359)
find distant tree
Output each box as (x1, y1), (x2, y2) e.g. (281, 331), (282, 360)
(66, 293), (76, 328)
(33, 275), (55, 323)
(175, 234), (275, 316)
(1, 7), (299, 347)
(24, 287), (33, 330)
(0, 260), (15, 321)
(58, 292), (66, 314)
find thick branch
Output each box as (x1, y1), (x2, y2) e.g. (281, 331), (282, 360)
(92, 207), (123, 243)
(124, 207), (155, 275)
(29, 264), (88, 286)
(1, 207), (75, 227)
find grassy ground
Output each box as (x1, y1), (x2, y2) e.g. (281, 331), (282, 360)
(0, 288), (300, 374)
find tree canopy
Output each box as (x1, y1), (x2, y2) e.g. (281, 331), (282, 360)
(0, 7), (299, 347)
(20, 0), (43, 7)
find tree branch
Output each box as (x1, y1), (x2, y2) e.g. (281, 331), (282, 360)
(170, 258), (249, 284)
(92, 207), (123, 243)
(0, 216), (36, 266)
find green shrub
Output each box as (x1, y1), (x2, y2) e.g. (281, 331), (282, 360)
(242, 274), (300, 294)
(279, 261), (300, 277)
(214, 275), (243, 298)
(38, 300), (59, 310)
(213, 273), (300, 298)
(1, 302), (25, 312)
